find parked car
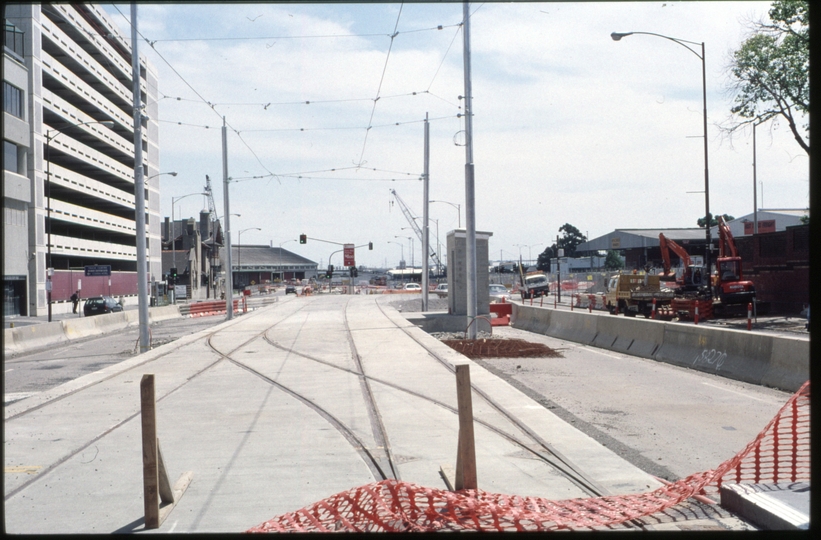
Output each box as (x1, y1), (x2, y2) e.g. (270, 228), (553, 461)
(434, 283), (448, 298)
(489, 284), (512, 302)
(83, 295), (123, 316)
(285, 285), (297, 295)
(403, 283), (422, 290)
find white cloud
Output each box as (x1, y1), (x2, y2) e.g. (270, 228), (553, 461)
(106, 2), (807, 267)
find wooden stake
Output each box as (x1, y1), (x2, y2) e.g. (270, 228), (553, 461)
(140, 374), (159, 529)
(454, 364), (477, 490)
(141, 375), (194, 530)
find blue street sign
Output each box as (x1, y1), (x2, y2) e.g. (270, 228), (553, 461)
(84, 265), (112, 277)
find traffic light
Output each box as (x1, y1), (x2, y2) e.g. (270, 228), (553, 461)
(349, 267), (355, 278)
(299, 234), (307, 244)
(169, 267), (177, 286)
(368, 242), (373, 250)
(352, 267), (358, 278)
(326, 265), (334, 279)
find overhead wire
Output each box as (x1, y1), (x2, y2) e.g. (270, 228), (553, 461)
(111, 3), (464, 184)
(146, 23), (460, 43)
(357, 3), (404, 168)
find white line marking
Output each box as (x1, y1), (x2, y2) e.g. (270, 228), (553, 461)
(701, 382), (780, 403)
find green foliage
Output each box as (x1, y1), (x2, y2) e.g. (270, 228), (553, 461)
(799, 213), (809, 225)
(724, 0), (809, 154)
(534, 223), (589, 271)
(604, 250), (624, 270)
(697, 213), (735, 228)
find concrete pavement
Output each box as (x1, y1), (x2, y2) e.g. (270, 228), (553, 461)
(4, 294), (750, 533)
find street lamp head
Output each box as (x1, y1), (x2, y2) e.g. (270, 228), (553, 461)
(100, 120), (115, 128)
(611, 32), (632, 41)
(169, 172), (178, 177)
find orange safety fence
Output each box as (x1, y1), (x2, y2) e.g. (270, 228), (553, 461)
(248, 381), (809, 533)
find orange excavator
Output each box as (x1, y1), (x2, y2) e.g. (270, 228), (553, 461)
(659, 233), (707, 291)
(659, 233), (712, 320)
(714, 216), (756, 307)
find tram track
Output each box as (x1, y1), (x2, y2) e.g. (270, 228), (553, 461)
(6, 295), (645, 529)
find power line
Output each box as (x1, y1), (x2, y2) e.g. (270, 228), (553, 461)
(358, 4), (404, 167)
(158, 114), (458, 133)
(146, 23), (460, 43)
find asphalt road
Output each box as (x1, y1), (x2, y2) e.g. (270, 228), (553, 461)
(470, 326), (793, 483)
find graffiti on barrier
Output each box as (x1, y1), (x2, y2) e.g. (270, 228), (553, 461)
(693, 349), (727, 371)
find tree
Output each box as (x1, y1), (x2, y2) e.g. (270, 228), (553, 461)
(535, 223), (588, 271)
(557, 223), (588, 257)
(697, 213), (735, 228)
(722, 0), (809, 155)
(604, 250), (624, 270)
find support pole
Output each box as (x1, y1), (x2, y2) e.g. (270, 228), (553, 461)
(223, 118), (233, 319)
(422, 113), (430, 311)
(462, 2), (478, 339)
(131, 3), (150, 353)
(454, 364), (477, 490)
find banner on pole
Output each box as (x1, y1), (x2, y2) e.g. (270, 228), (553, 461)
(343, 244), (355, 267)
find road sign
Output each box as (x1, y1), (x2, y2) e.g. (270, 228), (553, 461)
(343, 244), (355, 267)
(85, 265), (112, 277)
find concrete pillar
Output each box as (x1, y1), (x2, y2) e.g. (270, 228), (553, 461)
(447, 229), (492, 317)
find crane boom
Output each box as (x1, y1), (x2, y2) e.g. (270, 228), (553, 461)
(390, 189), (442, 269)
(204, 175), (218, 222)
(716, 215), (739, 258)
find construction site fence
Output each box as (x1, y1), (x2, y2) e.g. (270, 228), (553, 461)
(248, 380), (809, 533)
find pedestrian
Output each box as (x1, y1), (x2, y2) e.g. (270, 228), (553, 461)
(70, 290), (79, 314)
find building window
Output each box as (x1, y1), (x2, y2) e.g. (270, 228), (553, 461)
(3, 82), (24, 119)
(3, 140), (18, 172)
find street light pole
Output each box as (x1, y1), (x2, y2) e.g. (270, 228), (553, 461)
(45, 119), (115, 322)
(388, 241), (404, 268)
(430, 200), (461, 229)
(236, 227), (261, 288)
(396, 234), (414, 270)
(611, 30), (711, 298)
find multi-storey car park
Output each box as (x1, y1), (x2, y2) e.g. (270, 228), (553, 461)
(3, 3), (160, 318)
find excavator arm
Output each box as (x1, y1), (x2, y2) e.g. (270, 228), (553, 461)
(659, 233), (691, 274)
(716, 215), (738, 258)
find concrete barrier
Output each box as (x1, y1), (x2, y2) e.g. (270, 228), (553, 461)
(5, 321), (68, 354)
(592, 315), (665, 358)
(765, 336), (811, 391)
(513, 306), (809, 392)
(62, 316), (102, 340)
(548, 310), (597, 344)
(93, 311), (130, 334)
(149, 305), (181, 323)
(511, 304), (552, 335)
(4, 306), (184, 357)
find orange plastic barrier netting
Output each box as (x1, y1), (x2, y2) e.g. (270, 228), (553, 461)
(248, 381), (809, 533)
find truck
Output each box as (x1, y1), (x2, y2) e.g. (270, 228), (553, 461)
(605, 273), (676, 318)
(518, 261), (550, 300)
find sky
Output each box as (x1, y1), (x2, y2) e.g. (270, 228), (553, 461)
(103, 1), (810, 269)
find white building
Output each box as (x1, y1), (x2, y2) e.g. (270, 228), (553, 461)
(3, 4), (160, 317)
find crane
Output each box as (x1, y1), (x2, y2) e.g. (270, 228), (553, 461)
(390, 189), (442, 270)
(204, 175), (218, 222)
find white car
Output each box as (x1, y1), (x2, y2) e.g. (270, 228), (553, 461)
(403, 283), (422, 290)
(489, 284), (512, 302)
(434, 283), (448, 297)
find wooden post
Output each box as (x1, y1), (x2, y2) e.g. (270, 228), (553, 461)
(140, 375), (194, 530)
(141, 374), (160, 529)
(454, 364), (477, 490)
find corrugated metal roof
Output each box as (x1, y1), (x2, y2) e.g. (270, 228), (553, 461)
(224, 245), (317, 268)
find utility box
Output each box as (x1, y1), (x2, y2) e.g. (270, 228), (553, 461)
(447, 229), (493, 316)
